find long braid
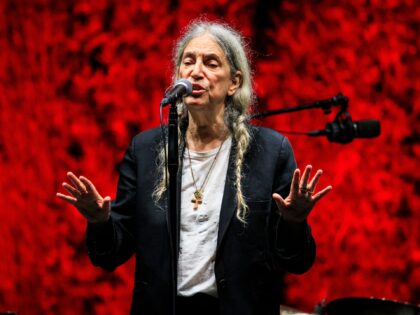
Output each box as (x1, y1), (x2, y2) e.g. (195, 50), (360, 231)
(225, 101), (251, 223)
(152, 145), (167, 202)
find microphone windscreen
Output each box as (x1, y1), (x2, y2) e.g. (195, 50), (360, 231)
(176, 79), (193, 94)
(356, 120), (381, 138)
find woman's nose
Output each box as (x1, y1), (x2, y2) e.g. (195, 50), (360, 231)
(190, 61), (204, 79)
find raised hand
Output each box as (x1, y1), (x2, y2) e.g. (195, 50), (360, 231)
(56, 172), (111, 224)
(272, 165), (332, 223)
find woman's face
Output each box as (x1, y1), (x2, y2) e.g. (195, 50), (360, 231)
(178, 33), (241, 110)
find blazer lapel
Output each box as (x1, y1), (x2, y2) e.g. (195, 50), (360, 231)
(217, 144), (237, 251)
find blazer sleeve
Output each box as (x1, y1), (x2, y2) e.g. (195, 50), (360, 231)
(271, 136), (316, 274)
(86, 137), (137, 271)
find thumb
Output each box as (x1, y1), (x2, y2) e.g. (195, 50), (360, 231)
(272, 193), (286, 211)
(102, 196), (112, 212)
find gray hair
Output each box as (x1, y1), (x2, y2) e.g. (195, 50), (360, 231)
(153, 20), (254, 223)
(173, 21), (254, 114)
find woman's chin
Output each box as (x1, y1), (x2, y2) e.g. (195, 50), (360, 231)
(184, 99), (208, 108)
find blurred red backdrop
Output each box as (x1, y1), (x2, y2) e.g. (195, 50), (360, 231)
(0, 0), (418, 314)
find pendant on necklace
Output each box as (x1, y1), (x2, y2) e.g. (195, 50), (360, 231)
(191, 190), (203, 210)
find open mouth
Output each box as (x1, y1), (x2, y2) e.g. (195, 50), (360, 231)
(191, 83), (206, 96)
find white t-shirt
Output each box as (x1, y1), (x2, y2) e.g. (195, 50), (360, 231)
(177, 137), (232, 297)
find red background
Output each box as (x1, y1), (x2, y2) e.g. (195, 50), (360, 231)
(0, 0), (418, 314)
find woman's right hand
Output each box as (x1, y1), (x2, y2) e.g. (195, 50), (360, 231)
(56, 172), (111, 225)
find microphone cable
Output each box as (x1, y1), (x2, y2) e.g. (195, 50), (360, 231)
(160, 102), (169, 189)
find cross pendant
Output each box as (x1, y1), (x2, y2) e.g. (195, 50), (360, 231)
(191, 190), (203, 210)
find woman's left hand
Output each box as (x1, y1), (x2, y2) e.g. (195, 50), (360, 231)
(272, 165), (332, 223)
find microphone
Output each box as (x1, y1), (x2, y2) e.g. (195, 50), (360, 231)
(308, 117), (381, 143)
(160, 79), (192, 106)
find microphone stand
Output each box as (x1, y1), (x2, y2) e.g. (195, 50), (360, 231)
(251, 93), (348, 119)
(161, 80), (191, 315)
(167, 102), (179, 315)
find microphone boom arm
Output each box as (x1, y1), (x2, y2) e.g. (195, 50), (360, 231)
(250, 93), (380, 144)
(251, 93), (348, 119)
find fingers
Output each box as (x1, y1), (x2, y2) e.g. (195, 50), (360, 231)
(312, 185), (333, 202)
(299, 165), (312, 190)
(62, 182), (81, 198)
(56, 192), (77, 205)
(290, 169), (300, 196)
(79, 176), (101, 199)
(67, 172), (87, 194)
(307, 169), (323, 193)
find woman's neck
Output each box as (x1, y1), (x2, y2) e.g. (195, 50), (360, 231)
(186, 108), (229, 152)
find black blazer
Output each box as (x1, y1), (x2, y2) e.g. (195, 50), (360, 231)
(87, 126), (316, 315)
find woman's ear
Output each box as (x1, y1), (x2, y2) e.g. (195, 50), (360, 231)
(227, 71), (242, 96)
